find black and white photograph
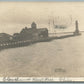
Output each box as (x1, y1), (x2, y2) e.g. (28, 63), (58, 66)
(0, 2), (84, 82)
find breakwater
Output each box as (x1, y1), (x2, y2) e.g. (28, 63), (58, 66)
(0, 33), (80, 50)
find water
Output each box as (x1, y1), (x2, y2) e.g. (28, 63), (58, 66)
(0, 34), (84, 77)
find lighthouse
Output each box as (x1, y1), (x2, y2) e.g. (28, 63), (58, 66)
(74, 20), (81, 35)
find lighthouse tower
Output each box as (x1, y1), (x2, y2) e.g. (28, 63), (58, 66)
(74, 20), (81, 35)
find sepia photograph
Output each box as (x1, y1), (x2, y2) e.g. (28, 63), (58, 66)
(0, 1), (84, 82)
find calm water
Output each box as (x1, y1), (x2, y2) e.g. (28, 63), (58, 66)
(0, 33), (84, 77)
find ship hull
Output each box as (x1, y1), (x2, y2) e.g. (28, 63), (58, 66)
(0, 37), (52, 50)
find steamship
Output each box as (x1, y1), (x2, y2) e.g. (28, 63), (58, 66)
(0, 21), (81, 50)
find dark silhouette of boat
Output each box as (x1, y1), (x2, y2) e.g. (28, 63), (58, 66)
(0, 20), (81, 50)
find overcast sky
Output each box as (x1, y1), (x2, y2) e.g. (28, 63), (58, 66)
(0, 2), (84, 34)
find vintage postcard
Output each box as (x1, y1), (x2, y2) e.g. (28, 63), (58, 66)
(0, 1), (84, 82)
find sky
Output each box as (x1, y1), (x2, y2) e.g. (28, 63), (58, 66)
(0, 2), (84, 34)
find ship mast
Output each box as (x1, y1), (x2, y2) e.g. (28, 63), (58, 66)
(48, 18), (50, 32)
(53, 18), (56, 36)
